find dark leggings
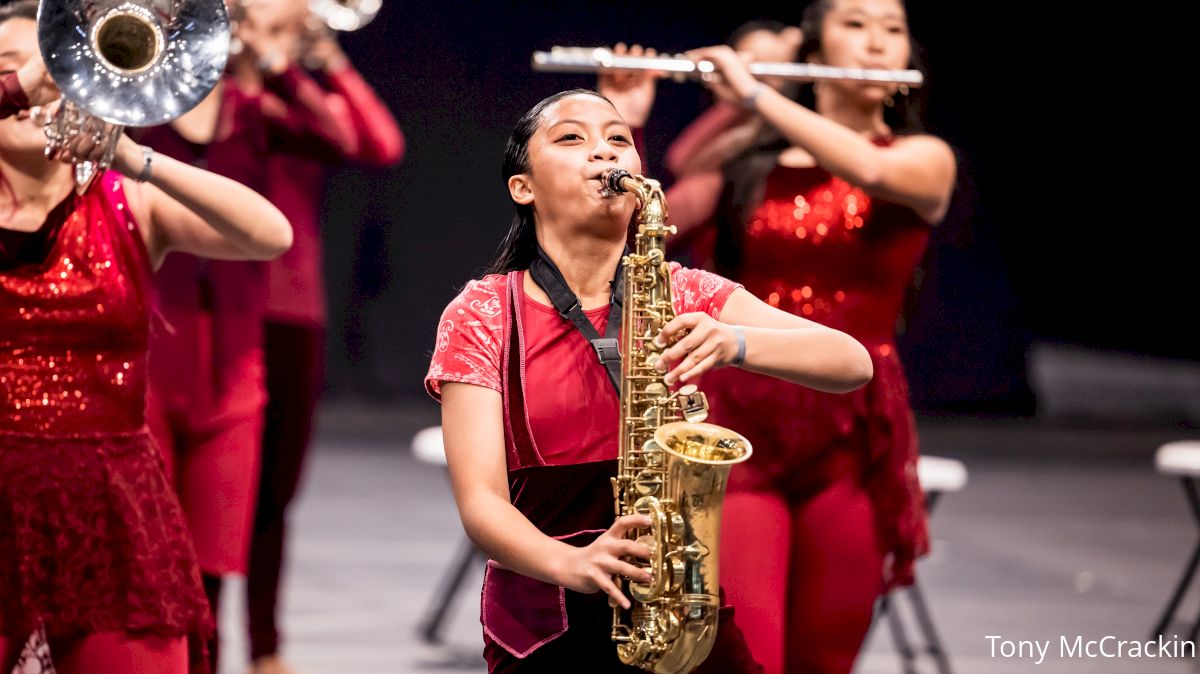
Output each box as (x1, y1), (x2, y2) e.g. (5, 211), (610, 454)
(247, 322), (324, 660)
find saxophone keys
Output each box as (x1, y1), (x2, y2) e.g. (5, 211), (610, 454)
(634, 469), (663, 495)
(644, 382), (668, 398)
(681, 391), (710, 423)
(640, 441), (664, 467)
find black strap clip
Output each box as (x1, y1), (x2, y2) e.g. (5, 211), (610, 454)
(591, 337), (621, 366)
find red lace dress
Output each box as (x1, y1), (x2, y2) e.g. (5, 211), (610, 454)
(0, 171), (211, 666)
(703, 151), (931, 586)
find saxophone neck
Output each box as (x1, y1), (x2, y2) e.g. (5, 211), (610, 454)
(603, 169), (672, 236)
(630, 177), (670, 235)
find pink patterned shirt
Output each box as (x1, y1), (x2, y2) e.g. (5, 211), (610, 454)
(426, 263), (740, 465)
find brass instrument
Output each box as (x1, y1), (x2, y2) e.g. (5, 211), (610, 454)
(36, 0), (229, 192)
(605, 168), (752, 674)
(308, 0), (380, 32)
(534, 46), (924, 87)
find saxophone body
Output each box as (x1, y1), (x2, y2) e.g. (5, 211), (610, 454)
(605, 169), (752, 674)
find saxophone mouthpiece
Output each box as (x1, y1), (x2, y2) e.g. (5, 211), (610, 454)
(602, 168), (633, 195)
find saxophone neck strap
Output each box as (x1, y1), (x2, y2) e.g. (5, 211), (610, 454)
(528, 245), (624, 394)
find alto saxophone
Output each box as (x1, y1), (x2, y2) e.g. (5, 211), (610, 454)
(605, 169), (752, 674)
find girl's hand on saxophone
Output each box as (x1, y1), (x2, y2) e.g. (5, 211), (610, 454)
(554, 514), (653, 610)
(654, 312), (742, 386)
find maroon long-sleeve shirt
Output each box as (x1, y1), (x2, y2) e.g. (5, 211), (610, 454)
(138, 66), (354, 413)
(264, 62), (404, 327)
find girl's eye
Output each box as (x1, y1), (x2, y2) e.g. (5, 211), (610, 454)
(557, 133), (582, 142)
(610, 135), (630, 144)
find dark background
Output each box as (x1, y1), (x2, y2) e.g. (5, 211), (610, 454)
(317, 1), (1181, 412)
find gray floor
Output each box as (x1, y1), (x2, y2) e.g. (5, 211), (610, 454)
(212, 408), (1200, 674)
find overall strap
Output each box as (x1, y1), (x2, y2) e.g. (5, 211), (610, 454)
(526, 246), (624, 394)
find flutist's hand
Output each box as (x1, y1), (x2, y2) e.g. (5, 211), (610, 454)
(688, 45), (761, 107)
(598, 43), (662, 128)
(553, 514), (653, 610)
(17, 53), (58, 107)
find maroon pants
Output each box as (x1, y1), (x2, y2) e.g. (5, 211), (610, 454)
(247, 322), (325, 660)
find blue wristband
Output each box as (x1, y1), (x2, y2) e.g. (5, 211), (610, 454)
(731, 326), (747, 367)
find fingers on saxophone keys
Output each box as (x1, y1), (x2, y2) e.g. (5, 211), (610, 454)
(666, 342), (716, 384)
(612, 513), (651, 535)
(676, 351), (720, 384)
(597, 573), (630, 610)
(610, 558), (653, 585)
(614, 537), (651, 561)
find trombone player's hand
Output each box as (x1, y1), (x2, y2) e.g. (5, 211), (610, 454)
(16, 53), (58, 107)
(44, 110), (122, 166)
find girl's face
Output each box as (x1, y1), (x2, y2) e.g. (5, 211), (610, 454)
(511, 94), (643, 233)
(0, 18), (52, 157)
(817, 0), (912, 103)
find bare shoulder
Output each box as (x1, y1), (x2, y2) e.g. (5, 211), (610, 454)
(889, 133), (957, 165)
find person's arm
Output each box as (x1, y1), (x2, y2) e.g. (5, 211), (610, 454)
(692, 45), (956, 224)
(597, 44), (661, 131)
(102, 135), (292, 268)
(655, 287), (873, 392)
(236, 6), (356, 161)
(260, 64), (357, 160)
(663, 170), (724, 241)
(440, 382), (652, 608)
(664, 102), (749, 178)
(2, 53), (58, 117)
(319, 55), (405, 167)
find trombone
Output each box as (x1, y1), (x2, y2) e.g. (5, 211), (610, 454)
(532, 46), (924, 87)
(309, 0), (381, 32)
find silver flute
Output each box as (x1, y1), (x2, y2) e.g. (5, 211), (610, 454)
(532, 46), (924, 87)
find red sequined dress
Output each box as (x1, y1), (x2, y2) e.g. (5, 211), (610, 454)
(703, 146), (931, 585)
(0, 169), (211, 660)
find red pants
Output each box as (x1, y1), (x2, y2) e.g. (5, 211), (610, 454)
(1, 632), (187, 674)
(148, 309), (265, 576)
(720, 454), (884, 674)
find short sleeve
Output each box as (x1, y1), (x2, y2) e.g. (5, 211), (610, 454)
(425, 275), (508, 401)
(668, 263), (742, 320)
